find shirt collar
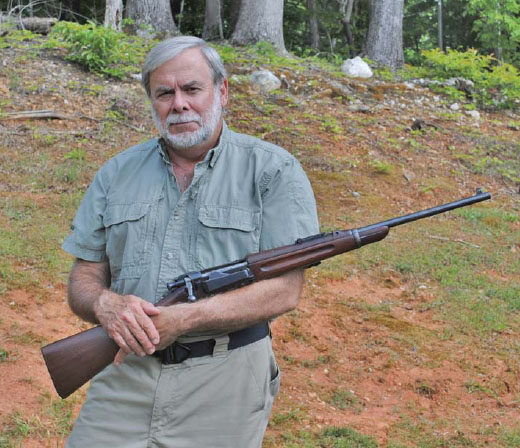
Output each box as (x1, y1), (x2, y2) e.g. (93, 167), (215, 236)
(208, 121), (227, 168)
(156, 121), (228, 168)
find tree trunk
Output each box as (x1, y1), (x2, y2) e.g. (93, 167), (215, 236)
(306, 0), (319, 50)
(365, 0), (404, 69)
(231, 0), (286, 53)
(229, 0), (242, 36)
(203, 0), (223, 41)
(340, 0), (355, 58)
(104, 0), (123, 31)
(126, 0), (178, 37)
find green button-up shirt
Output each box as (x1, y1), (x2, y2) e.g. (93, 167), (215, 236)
(63, 123), (319, 331)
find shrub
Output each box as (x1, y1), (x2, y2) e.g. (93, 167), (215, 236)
(48, 21), (153, 79)
(420, 48), (520, 109)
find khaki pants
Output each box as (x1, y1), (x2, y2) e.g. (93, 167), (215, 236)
(66, 336), (280, 448)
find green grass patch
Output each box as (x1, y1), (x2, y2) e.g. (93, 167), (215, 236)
(269, 426), (379, 448)
(0, 194), (76, 294)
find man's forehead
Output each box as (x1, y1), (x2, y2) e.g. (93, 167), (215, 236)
(153, 48), (211, 78)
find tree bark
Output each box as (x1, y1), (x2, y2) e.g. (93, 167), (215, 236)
(104, 0), (123, 31)
(229, 0), (242, 36)
(340, 0), (355, 57)
(231, 0), (286, 53)
(1, 16), (57, 34)
(126, 0), (178, 37)
(306, 0), (319, 50)
(203, 0), (223, 41)
(365, 0), (404, 69)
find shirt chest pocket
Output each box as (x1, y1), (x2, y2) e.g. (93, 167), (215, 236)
(103, 202), (153, 279)
(196, 205), (261, 268)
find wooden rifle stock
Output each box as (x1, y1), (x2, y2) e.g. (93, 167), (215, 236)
(41, 189), (491, 398)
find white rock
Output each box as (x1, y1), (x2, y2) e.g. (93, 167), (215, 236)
(249, 70), (281, 93)
(466, 110), (481, 120)
(450, 103), (460, 111)
(341, 56), (373, 79)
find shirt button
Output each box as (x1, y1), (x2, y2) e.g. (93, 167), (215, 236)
(167, 253), (174, 260)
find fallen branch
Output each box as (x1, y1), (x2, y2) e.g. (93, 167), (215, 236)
(3, 110), (72, 120)
(0, 15), (57, 34)
(76, 114), (146, 133)
(429, 235), (481, 249)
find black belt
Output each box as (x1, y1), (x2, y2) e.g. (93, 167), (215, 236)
(153, 322), (270, 365)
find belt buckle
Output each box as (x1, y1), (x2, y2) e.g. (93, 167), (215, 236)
(172, 342), (192, 363)
(160, 342), (192, 364)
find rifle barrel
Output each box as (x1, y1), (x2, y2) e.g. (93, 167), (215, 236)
(359, 189), (491, 232)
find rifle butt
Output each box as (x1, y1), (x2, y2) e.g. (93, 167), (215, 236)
(41, 325), (118, 399)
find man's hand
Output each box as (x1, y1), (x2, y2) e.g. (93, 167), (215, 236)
(94, 291), (161, 365)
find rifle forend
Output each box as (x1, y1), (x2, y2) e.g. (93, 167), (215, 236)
(41, 189), (491, 398)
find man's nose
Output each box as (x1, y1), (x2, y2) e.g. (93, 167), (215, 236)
(170, 91), (190, 113)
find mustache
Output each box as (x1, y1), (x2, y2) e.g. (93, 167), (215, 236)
(165, 112), (202, 126)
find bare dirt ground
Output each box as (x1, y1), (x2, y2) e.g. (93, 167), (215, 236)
(1, 35), (519, 447)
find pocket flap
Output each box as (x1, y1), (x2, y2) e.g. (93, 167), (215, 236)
(198, 206), (259, 232)
(103, 203), (151, 227)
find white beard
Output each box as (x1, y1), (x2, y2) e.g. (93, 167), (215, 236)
(152, 88), (222, 150)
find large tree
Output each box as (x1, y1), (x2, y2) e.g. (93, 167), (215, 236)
(306, 0), (320, 50)
(231, 0), (286, 52)
(203, 0), (223, 40)
(365, 0), (404, 68)
(104, 0), (123, 31)
(126, 0), (178, 36)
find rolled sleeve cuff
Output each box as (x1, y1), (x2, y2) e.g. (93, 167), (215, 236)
(62, 233), (107, 262)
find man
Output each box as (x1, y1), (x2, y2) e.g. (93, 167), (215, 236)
(63, 36), (319, 447)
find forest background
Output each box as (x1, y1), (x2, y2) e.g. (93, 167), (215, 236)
(0, 0), (520, 447)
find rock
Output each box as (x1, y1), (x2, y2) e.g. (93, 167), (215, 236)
(328, 80), (353, 98)
(351, 191), (361, 198)
(465, 110), (481, 120)
(348, 104), (372, 113)
(445, 77), (475, 90)
(249, 70), (281, 93)
(341, 56), (373, 79)
(403, 171), (416, 183)
(450, 103), (460, 111)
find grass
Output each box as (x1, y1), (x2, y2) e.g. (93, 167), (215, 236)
(0, 393), (78, 447)
(2, 29), (520, 448)
(0, 194), (76, 295)
(265, 426), (379, 448)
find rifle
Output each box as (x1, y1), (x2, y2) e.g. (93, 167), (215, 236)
(41, 189), (491, 399)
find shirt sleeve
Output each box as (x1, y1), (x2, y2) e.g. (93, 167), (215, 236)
(62, 167), (109, 262)
(259, 157), (319, 251)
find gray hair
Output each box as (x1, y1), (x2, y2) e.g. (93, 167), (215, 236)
(142, 36), (227, 98)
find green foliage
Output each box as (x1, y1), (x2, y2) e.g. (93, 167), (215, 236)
(321, 426), (379, 448)
(47, 21), (154, 79)
(420, 48), (520, 108)
(0, 27), (42, 50)
(467, 0), (520, 64)
(0, 348), (9, 362)
(370, 159), (393, 175)
(275, 426), (379, 448)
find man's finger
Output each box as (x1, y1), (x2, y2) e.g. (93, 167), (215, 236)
(123, 307), (159, 356)
(114, 348), (128, 366)
(135, 309), (160, 348)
